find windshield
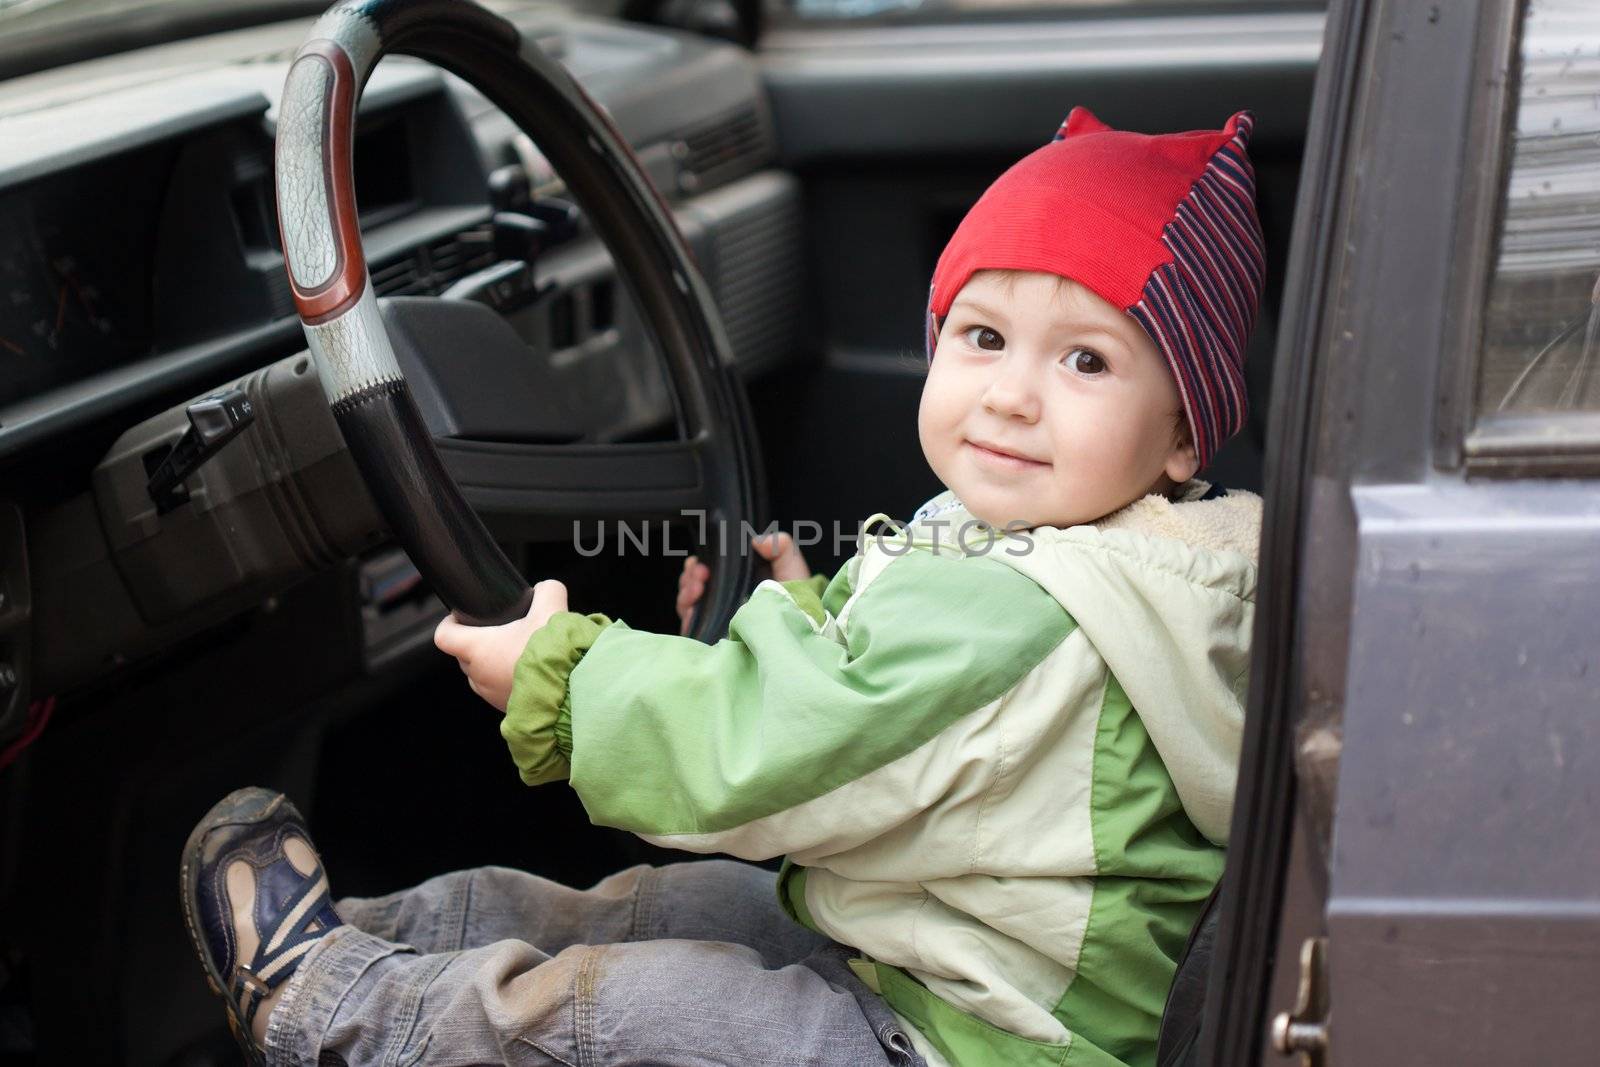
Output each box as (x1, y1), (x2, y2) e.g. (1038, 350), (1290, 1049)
(0, 0), (63, 18)
(0, 0), (303, 27)
(0, 0), (335, 80)
(0, 0), (616, 81)
(778, 0), (1320, 18)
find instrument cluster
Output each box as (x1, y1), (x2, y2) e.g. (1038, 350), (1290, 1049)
(0, 140), (176, 409)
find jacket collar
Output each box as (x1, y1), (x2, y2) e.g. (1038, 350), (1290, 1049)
(905, 480), (1260, 565)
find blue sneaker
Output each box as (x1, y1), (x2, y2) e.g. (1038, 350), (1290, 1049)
(180, 787), (343, 1064)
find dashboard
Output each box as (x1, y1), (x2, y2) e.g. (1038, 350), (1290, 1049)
(0, 0), (806, 715)
(0, 59), (411, 434)
(0, 75), (483, 409)
(0, 2), (796, 457)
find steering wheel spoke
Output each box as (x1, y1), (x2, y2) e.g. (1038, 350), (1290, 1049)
(435, 437), (717, 539)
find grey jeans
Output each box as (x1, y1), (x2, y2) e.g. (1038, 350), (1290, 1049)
(263, 859), (926, 1067)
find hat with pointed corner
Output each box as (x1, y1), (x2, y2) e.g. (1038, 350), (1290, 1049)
(925, 107), (1266, 470)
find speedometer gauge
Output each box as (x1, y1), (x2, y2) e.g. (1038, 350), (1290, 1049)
(39, 246), (118, 351)
(0, 246), (36, 361)
(0, 142), (165, 409)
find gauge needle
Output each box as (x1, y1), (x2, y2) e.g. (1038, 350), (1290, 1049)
(0, 336), (20, 356)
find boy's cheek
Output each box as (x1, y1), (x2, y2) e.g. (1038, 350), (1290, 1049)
(915, 401), (957, 479)
(918, 363), (966, 432)
(915, 385), (944, 456)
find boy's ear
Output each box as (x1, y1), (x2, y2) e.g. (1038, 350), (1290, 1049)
(1164, 433), (1201, 486)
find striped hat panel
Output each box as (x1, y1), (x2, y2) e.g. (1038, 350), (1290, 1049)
(1132, 116), (1265, 467)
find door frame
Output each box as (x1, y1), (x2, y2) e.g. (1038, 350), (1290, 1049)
(1200, 0), (1580, 1062)
(1196, 0), (1375, 1060)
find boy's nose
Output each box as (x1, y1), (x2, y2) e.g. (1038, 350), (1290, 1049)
(979, 359), (1040, 422)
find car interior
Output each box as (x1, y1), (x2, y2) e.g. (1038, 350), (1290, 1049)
(0, 0), (1322, 1062)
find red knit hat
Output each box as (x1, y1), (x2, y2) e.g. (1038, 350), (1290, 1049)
(926, 107), (1265, 470)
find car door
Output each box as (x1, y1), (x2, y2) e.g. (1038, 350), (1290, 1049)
(1205, 0), (1600, 1062)
(745, 0), (1321, 572)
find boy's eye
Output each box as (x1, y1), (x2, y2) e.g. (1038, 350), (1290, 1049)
(1064, 348), (1106, 375)
(963, 326), (1004, 351)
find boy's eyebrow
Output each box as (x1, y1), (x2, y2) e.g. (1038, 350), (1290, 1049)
(948, 297), (1010, 322)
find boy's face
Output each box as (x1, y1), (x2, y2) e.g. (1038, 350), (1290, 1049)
(918, 270), (1199, 530)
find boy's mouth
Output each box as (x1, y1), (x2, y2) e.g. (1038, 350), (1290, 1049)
(965, 439), (1050, 470)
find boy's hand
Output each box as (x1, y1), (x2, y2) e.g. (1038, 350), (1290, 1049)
(675, 556), (711, 636)
(433, 579), (568, 712)
(676, 533), (810, 636)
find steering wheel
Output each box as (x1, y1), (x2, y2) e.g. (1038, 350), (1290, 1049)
(273, 0), (763, 630)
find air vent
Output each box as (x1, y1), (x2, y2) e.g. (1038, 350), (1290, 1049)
(679, 107), (773, 193)
(424, 231), (494, 281)
(372, 254), (425, 297)
(710, 177), (804, 371)
(368, 226), (495, 298)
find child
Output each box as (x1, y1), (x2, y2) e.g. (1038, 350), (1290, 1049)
(182, 106), (1265, 1067)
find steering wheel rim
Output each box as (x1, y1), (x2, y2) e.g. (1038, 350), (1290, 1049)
(274, 0), (763, 629)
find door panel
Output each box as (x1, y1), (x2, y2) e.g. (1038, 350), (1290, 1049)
(1243, 0), (1600, 1062)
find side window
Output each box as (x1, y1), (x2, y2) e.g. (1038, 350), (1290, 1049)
(774, 0), (1082, 19)
(768, 0), (1299, 22)
(1474, 0), (1600, 419)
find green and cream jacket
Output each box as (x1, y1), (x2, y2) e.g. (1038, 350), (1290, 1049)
(503, 481), (1261, 1067)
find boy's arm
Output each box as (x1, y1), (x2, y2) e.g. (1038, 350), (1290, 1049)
(503, 551), (1074, 861)
(504, 566), (838, 784)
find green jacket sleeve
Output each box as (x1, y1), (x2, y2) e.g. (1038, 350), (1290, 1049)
(501, 611), (613, 785)
(778, 572), (831, 627)
(500, 570), (839, 786)
(552, 551), (1074, 860)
